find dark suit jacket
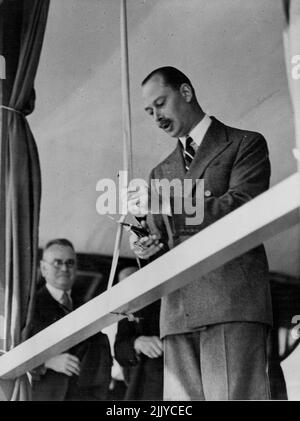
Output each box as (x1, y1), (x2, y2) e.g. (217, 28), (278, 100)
(114, 300), (163, 400)
(147, 117), (273, 337)
(30, 285), (112, 401)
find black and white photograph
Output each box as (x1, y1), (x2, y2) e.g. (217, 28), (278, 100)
(0, 0), (300, 404)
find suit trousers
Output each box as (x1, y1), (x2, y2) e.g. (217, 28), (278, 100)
(163, 322), (271, 400)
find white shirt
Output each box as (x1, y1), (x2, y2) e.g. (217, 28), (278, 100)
(46, 283), (72, 305)
(179, 114), (212, 150)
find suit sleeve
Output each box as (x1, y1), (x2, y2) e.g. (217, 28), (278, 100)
(114, 319), (140, 367)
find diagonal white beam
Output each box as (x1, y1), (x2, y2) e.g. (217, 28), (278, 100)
(0, 173), (299, 379)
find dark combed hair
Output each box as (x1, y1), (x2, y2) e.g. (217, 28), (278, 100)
(141, 66), (195, 95)
(44, 238), (75, 252)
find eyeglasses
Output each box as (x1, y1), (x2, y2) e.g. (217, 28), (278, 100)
(43, 259), (76, 269)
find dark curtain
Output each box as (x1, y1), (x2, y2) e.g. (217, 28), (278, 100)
(0, 0), (49, 400)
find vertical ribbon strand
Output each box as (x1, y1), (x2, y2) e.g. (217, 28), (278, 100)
(107, 0), (133, 290)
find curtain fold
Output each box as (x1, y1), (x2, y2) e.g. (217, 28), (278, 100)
(0, 0), (50, 401)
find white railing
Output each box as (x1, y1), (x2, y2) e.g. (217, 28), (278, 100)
(0, 173), (299, 379)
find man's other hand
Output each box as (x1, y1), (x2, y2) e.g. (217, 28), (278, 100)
(44, 353), (80, 376)
(134, 336), (163, 359)
(129, 232), (163, 259)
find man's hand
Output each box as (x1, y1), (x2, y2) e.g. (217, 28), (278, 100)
(134, 336), (163, 359)
(44, 353), (80, 376)
(129, 231), (164, 259)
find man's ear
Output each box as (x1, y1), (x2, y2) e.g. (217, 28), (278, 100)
(179, 83), (193, 103)
(40, 260), (46, 277)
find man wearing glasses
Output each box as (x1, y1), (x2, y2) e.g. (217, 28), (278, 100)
(30, 238), (112, 401)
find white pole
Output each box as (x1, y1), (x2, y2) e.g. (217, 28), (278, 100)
(120, 0), (133, 179)
(107, 0), (133, 289)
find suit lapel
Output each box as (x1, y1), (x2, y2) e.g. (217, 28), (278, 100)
(159, 117), (232, 183)
(41, 286), (60, 309)
(186, 117), (232, 180)
(160, 141), (186, 182)
(42, 286), (72, 316)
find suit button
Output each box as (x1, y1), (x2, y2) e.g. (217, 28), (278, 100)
(204, 190), (212, 197)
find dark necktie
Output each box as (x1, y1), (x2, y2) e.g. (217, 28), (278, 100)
(183, 136), (196, 171)
(60, 291), (73, 312)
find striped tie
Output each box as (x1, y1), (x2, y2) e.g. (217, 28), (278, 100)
(183, 136), (195, 171)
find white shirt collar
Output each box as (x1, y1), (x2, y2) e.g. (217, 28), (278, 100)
(46, 283), (72, 303)
(179, 114), (212, 149)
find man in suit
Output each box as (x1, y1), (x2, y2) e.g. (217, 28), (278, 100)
(114, 267), (163, 400)
(128, 66), (272, 400)
(30, 238), (112, 401)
